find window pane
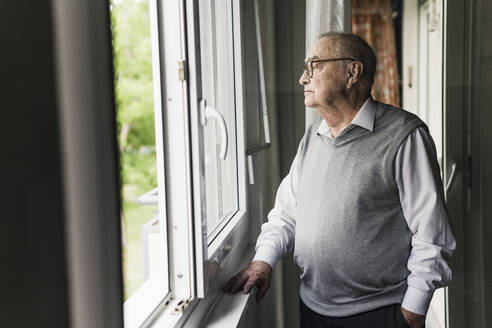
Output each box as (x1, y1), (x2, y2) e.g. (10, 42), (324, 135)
(199, 0), (239, 239)
(111, 0), (167, 302)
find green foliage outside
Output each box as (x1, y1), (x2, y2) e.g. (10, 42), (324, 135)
(111, 0), (157, 300)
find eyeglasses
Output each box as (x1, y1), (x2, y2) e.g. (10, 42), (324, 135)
(303, 57), (357, 78)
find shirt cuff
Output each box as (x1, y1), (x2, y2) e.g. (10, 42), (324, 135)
(252, 245), (282, 270)
(401, 285), (434, 316)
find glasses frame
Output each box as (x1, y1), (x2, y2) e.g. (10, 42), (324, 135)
(303, 57), (358, 78)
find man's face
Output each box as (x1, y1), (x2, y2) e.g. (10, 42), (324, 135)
(299, 38), (347, 109)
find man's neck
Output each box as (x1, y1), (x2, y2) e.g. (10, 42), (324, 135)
(318, 96), (369, 138)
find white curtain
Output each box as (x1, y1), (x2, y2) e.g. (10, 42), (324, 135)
(305, 0), (352, 128)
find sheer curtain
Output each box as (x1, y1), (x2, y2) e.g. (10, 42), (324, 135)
(352, 0), (400, 107)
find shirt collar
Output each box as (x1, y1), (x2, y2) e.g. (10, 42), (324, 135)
(317, 97), (377, 138)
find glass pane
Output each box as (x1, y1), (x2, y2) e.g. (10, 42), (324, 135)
(111, 0), (167, 302)
(199, 0), (239, 239)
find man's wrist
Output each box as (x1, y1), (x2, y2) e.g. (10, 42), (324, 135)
(402, 285), (433, 316)
(401, 306), (425, 328)
(252, 245), (280, 269)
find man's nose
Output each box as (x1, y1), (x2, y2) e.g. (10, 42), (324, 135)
(299, 70), (309, 86)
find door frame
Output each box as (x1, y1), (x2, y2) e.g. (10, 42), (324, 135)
(443, 0), (474, 326)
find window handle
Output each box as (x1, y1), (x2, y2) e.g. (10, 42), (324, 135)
(200, 99), (228, 160)
(445, 161), (458, 194)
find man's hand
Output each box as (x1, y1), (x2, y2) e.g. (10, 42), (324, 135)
(401, 306), (425, 328)
(223, 261), (272, 304)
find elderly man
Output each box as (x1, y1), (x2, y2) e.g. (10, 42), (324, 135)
(224, 32), (455, 328)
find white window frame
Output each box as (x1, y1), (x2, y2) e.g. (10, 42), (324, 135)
(186, 0), (249, 299)
(124, 0), (250, 326)
(158, 0), (196, 303)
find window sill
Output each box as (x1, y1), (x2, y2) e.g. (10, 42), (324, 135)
(203, 288), (253, 327)
(124, 276), (169, 328)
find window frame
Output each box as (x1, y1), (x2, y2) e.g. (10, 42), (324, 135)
(158, 0), (197, 304)
(125, 0), (250, 325)
(186, 0), (249, 299)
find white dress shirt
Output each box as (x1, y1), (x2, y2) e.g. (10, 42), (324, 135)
(252, 98), (456, 316)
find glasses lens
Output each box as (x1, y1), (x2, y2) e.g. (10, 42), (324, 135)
(303, 60), (312, 77)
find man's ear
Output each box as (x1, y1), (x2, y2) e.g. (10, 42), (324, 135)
(346, 61), (364, 89)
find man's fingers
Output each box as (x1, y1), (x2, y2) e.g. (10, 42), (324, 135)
(231, 274), (249, 293)
(225, 273), (248, 294)
(223, 275), (237, 293)
(223, 262), (272, 296)
(255, 279), (270, 304)
(242, 278), (256, 294)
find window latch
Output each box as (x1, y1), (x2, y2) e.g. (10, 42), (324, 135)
(172, 299), (191, 314)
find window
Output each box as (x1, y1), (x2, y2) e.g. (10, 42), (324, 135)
(113, 0), (249, 326)
(159, 0), (248, 301)
(111, 0), (170, 326)
(191, 0), (249, 298)
(195, 0), (248, 257)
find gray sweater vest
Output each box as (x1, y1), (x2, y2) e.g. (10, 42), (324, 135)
(294, 102), (425, 316)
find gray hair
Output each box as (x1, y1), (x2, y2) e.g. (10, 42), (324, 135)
(318, 32), (377, 93)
